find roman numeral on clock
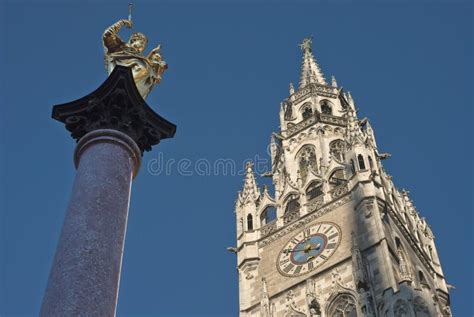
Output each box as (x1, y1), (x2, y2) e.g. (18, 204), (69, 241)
(326, 243), (337, 250)
(283, 263), (295, 273)
(308, 261), (314, 270)
(327, 232), (339, 240)
(291, 238), (300, 245)
(320, 254), (327, 260)
(293, 265), (303, 274)
(280, 259), (290, 266)
(324, 226), (332, 234)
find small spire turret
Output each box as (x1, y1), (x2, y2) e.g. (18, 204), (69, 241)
(240, 162), (260, 202)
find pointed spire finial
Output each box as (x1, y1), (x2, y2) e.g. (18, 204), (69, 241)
(298, 36), (327, 88)
(289, 82), (295, 95)
(241, 161), (260, 202)
(331, 75), (338, 87)
(299, 36), (313, 53)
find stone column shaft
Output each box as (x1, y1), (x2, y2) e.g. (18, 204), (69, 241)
(40, 129), (141, 317)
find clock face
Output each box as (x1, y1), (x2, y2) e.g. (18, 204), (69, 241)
(277, 222), (341, 277)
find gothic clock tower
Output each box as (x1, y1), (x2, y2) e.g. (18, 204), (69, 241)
(233, 38), (452, 317)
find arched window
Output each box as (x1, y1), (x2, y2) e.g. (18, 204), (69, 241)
(358, 154), (366, 170)
(320, 100), (333, 115)
(368, 156), (374, 170)
(302, 104), (313, 119)
(427, 245), (434, 261)
(395, 237), (402, 249)
(298, 145), (317, 183)
(329, 139), (346, 163)
(284, 101), (293, 120)
(246, 214), (253, 231)
(260, 206), (277, 226)
(329, 169), (346, 187)
(418, 271), (426, 284)
(327, 294), (358, 317)
(284, 194), (300, 214)
(306, 182), (323, 201)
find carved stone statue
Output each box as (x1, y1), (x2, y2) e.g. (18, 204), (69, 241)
(103, 19), (168, 99)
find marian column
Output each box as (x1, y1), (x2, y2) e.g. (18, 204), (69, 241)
(40, 16), (175, 317)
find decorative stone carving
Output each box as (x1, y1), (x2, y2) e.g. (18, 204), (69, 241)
(329, 139), (346, 163)
(397, 247), (413, 282)
(284, 209), (300, 225)
(393, 299), (410, 317)
(261, 221), (277, 237)
(284, 290), (307, 317)
(260, 278), (272, 317)
(285, 112), (347, 138)
(298, 145), (318, 184)
(52, 66), (176, 155)
(327, 293), (358, 317)
(413, 297), (431, 317)
(329, 183), (348, 199)
(306, 279), (322, 317)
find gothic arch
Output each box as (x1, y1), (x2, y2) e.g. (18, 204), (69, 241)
(300, 102), (313, 120)
(357, 154), (366, 170)
(395, 237), (413, 282)
(326, 292), (358, 317)
(328, 168), (347, 188)
(246, 214), (254, 231)
(282, 192), (300, 214)
(305, 180), (324, 201)
(296, 144), (318, 183)
(259, 205), (277, 226)
(329, 139), (346, 163)
(413, 297), (432, 317)
(393, 299), (413, 317)
(320, 99), (334, 115)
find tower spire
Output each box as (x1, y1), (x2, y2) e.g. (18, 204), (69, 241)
(298, 37), (327, 88)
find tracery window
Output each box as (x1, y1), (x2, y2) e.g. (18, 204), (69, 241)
(321, 100), (333, 115)
(302, 104), (313, 119)
(298, 145), (318, 183)
(393, 299), (410, 317)
(260, 206), (277, 225)
(358, 154), (366, 170)
(329, 169), (346, 187)
(413, 297), (431, 317)
(247, 214), (253, 231)
(306, 182), (323, 201)
(327, 294), (358, 317)
(284, 194), (300, 214)
(330, 139), (346, 163)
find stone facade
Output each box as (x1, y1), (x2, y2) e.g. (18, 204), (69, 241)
(234, 39), (451, 317)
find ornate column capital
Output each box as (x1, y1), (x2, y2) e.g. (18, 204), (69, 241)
(52, 65), (176, 155)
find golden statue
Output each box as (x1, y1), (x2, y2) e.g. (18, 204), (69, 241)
(102, 9), (167, 99)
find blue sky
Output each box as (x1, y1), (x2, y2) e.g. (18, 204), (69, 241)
(0, 1), (472, 316)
